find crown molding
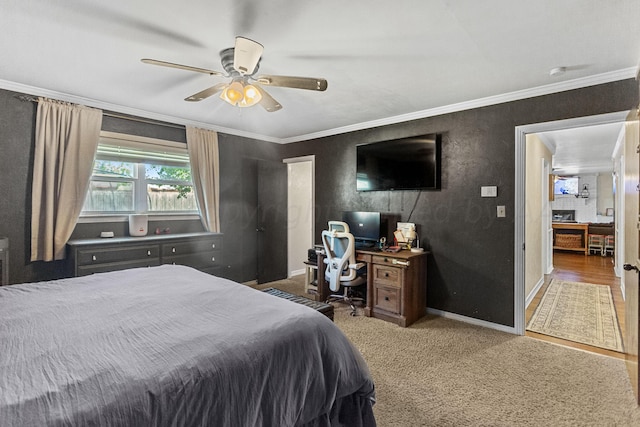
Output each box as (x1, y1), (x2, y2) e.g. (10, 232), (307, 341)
(2, 66), (636, 145)
(0, 79), (282, 144)
(281, 67), (638, 144)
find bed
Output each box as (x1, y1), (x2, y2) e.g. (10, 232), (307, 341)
(0, 265), (376, 426)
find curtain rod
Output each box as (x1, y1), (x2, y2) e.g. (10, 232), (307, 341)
(13, 94), (185, 130)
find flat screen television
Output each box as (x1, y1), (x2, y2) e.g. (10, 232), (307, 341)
(356, 133), (441, 191)
(554, 176), (579, 195)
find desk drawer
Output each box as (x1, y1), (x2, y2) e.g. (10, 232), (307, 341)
(374, 285), (401, 314)
(372, 264), (402, 288)
(77, 245), (159, 265)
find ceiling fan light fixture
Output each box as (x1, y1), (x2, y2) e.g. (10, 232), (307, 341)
(239, 84), (262, 108)
(220, 81), (245, 106)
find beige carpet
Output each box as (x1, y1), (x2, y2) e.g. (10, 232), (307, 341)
(259, 276), (640, 426)
(526, 279), (623, 352)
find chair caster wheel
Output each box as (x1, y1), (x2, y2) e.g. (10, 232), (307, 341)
(350, 311), (356, 317)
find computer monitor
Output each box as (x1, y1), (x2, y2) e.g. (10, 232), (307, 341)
(341, 211), (383, 248)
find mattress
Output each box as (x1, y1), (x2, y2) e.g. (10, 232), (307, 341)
(0, 265), (376, 426)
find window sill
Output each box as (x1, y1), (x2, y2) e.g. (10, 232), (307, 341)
(77, 213), (201, 223)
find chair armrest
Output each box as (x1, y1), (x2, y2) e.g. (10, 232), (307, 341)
(348, 262), (365, 270)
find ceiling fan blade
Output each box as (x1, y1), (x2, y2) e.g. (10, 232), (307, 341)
(141, 58), (225, 76)
(254, 75), (327, 91)
(253, 85), (282, 112)
(233, 36), (264, 75)
(184, 83), (228, 102)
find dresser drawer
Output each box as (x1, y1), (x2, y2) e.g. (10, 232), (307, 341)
(162, 251), (222, 270)
(374, 285), (401, 314)
(372, 264), (402, 288)
(77, 245), (159, 265)
(161, 238), (222, 256)
(77, 259), (161, 276)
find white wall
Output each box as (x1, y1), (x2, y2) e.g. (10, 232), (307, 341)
(551, 174), (614, 223)
(525, 134), (553, 302)
(286, 160), (313, 277)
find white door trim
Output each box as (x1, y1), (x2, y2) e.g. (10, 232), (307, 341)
(514, 111), (629, 335)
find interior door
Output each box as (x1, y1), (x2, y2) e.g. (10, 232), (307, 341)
(623, 111), (639, 403)
(257, 159), (287, 284)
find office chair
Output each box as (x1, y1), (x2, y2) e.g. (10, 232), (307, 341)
(328, 220), (349, 232)
(321, 227), (366, 316)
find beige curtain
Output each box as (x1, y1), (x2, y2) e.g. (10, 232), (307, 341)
(186, 126), (220, 232)
(31, 99), (103, 261)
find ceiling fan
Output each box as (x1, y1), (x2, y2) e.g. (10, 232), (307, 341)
(141, 37), (328, 112)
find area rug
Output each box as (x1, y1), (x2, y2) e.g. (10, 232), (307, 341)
(527, 279), (623, 352)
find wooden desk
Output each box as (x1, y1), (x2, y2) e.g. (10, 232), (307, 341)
(316, 248), (428, 327)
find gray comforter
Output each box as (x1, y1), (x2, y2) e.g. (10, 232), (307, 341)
(0, 265), (376, 426)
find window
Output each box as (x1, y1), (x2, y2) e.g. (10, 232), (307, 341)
(82, 132), (198, 217)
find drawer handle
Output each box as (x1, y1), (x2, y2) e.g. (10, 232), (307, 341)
(211, 257), (216, 262)
(172, 247), (176, 253)
(211, 243), (216, 249)
(92, 255), (97, 261)
(384, 272), (389, 277)
(384, 296), (390, 301)
(147, 250), (151, 256)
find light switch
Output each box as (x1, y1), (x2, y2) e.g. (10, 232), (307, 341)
(497, 206), (506, 217)
(481, 186), (498, 197)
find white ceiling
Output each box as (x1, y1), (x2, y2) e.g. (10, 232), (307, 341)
(0, 0), (638, 145)
(539, 122), (624, 175)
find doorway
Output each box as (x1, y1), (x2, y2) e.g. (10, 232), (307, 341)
(284, 156), (315, 278)
(514, 111), (630, 337)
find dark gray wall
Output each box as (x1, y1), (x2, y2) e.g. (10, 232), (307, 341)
(0, 90), (284, 285)
(281, 79), (638, 327)
(1, 80), (637, 327)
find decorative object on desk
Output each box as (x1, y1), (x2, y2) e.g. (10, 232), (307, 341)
(378, 236), (386, 250)
(396, 222), (417, 249)
(526, 279), (623, 352)
(128, 214), (148, 237)
(605, 207), (614, 216)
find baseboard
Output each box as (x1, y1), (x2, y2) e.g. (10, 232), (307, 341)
(290, 269), (305, 277)
(426, 308), (517, 335)
(525, 277), (545, 309)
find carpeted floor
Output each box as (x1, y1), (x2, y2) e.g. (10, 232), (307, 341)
(258, 276), (640, 426)
(526, 279), (624, 352)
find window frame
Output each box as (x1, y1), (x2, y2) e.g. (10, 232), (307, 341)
(79, 131), (200, 222)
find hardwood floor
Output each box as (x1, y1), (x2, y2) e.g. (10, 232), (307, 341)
(525, 250), (626, 360)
